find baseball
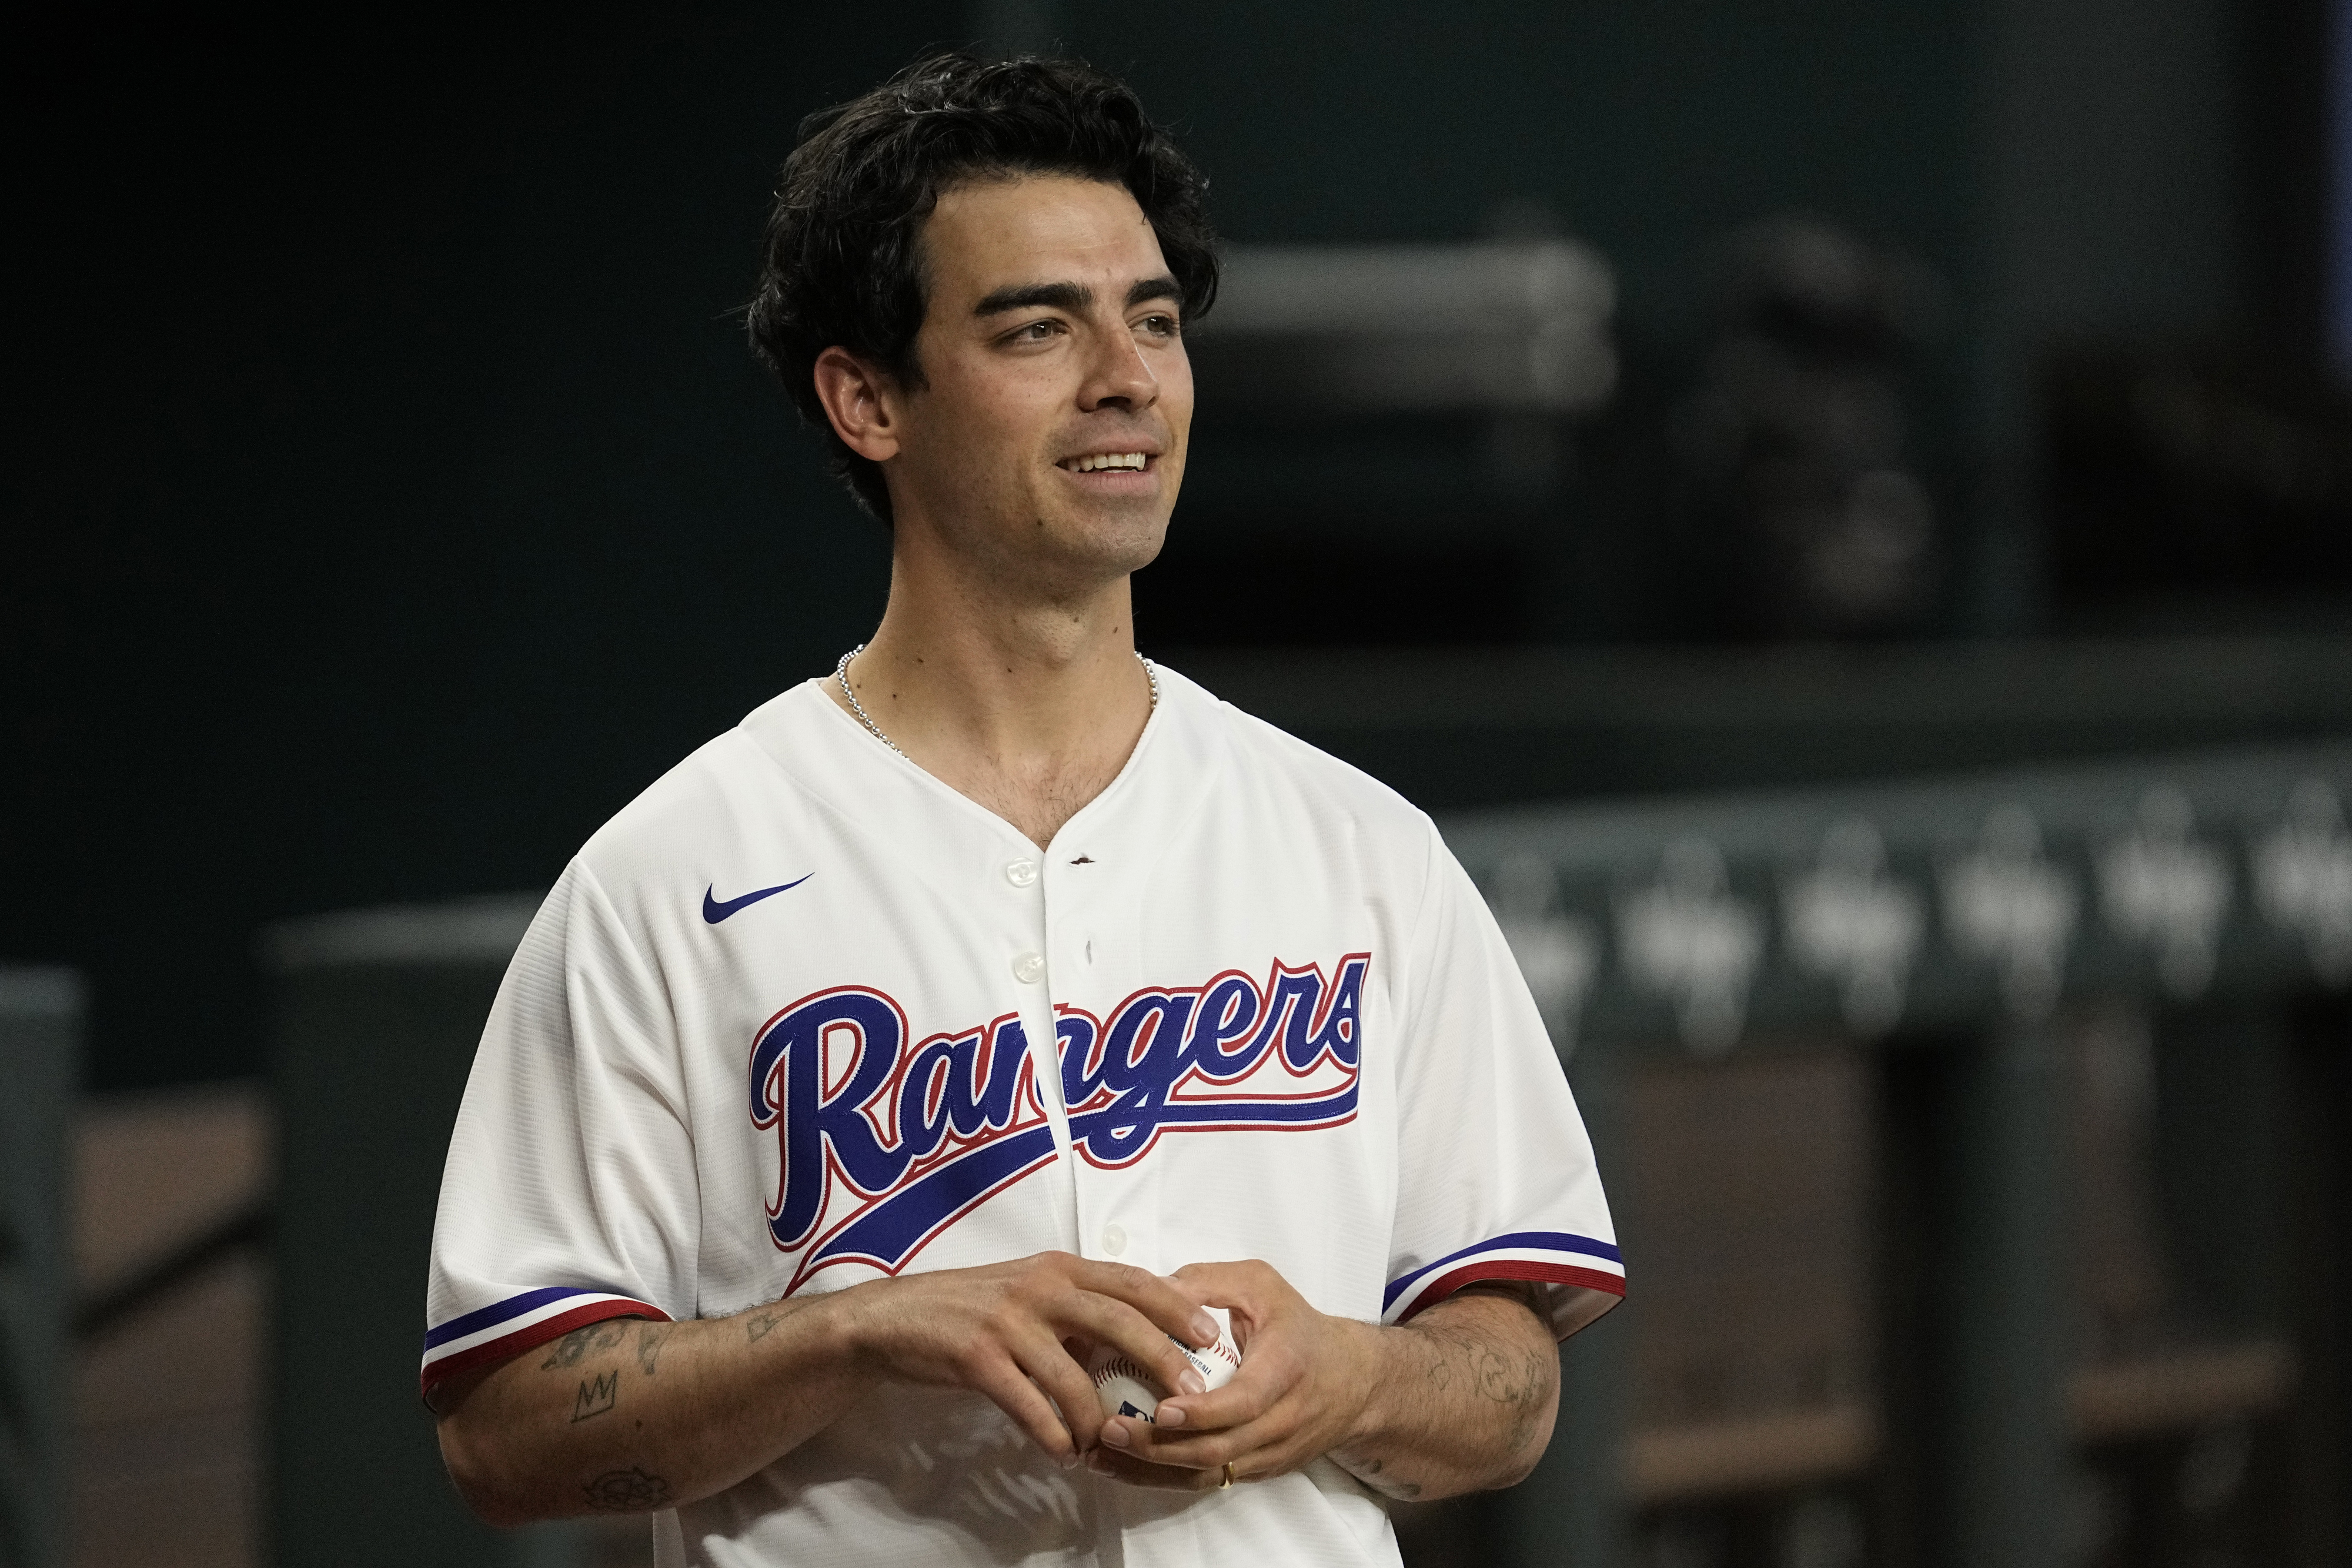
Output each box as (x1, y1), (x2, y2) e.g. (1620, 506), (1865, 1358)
(1088, 1306), (1241, 1422)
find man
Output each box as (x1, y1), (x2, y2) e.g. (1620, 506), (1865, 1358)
(424, 52), (1621, 1566)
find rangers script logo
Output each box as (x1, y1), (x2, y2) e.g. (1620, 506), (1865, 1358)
(748, 955), (1369, 1291)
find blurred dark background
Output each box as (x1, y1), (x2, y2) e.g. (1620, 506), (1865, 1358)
(12, 6), (2352, 1568)
(9, 0), (2344, 1094)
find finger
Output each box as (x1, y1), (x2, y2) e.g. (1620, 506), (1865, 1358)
(1004, 1324), (1109, 1455)
(1170, 1259), (1282, 1349)
(967, 1351), (1088, 1466)
(1112, 1403), (1293, 1473)
(1126, 1417), (1315, 1485)
(1108, 1364), (1295, 1466)
(1108, 1418), (1220, 1470)
(1095, 1420), (1308, 1487)
(1118, 1352), (1309, 1465)
(1148, 1356), (1282, 1435)
(1070, 1259), (1222, 1348)
(1098, 1412), (1219, 1470)
(1168, 1259), (1259, 1303)
(1055, 1289), (1217, 1405)
(1084, 1443), (1227, 1492)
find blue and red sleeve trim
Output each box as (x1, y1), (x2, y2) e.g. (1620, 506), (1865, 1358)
(420, 1286), (670, 1396)
(1382, 1231), (1624, 1332)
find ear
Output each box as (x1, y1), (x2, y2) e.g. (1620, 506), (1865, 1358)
(812, 346), (904, 463)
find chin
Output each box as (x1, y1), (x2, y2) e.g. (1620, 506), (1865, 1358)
(1040, 504), (1172, 581)
(1095, 523), (1172, 580)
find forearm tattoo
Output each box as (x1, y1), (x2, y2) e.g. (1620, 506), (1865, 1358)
(571, 1370), (620, 1422)
(1338, 1285), (1556, 1496)
(511, 1318), (684, 1511)
(534, 1318), (673, 1427)
(1413, 1298), (1555, 1456)
(743, 1294), (814, 1343)
(583, 1466), (671, 1512)
(539, 1320), (631, 1370)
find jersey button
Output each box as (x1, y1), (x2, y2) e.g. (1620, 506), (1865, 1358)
(1100, 1223), (1127, 1257)
(1011, 951), (1047, 985)
(1005, 858), (1040, 888)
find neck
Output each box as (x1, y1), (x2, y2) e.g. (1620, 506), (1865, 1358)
(831, 532), (1155, 848)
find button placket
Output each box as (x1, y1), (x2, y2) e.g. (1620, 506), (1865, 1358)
(1035, 858), (1097, 1258)
(1034, 854), (1127, 1266)
(1003, 849), (1049, 988)
(990, 845), (1081, 1258)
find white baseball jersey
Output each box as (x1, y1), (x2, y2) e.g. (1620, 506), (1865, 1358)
(423, 664), (1621, 1567)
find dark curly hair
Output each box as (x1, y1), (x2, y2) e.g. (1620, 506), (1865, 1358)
(746, 52), (1220, 523)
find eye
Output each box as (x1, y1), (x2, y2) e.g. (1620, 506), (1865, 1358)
(1005, 318), (1064, 344)
(1136, 313), (1180, 338)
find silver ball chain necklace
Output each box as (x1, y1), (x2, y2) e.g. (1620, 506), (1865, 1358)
(834, 644), (1159, 758)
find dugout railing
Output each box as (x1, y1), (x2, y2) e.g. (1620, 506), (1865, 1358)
(1441, 743), (2352, 1568)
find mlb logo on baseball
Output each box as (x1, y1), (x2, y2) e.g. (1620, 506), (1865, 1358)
(1090, 1306), (1243, 1421)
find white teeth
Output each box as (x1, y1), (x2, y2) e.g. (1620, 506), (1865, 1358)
(1070, 452), (1147, 472)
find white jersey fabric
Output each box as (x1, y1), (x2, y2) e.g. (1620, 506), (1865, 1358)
(423, 665), (1621, 1567)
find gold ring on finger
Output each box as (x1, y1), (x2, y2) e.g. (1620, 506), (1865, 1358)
(1220, 1462), (1235, 1489)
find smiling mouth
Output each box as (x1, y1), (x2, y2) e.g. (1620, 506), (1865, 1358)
(1060, 452), (1152, 473)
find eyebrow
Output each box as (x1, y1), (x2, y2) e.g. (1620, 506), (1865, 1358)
(971, 275), (1183, 317)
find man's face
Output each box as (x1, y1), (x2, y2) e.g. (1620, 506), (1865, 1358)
(883, 175), (1192, 593)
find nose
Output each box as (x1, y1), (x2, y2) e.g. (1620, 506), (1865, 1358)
(1078, 324), (1158, 413)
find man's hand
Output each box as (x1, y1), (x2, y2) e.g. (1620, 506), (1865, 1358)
(845, 1251), (1224, 1467)
(1083, 1262), (1561, 1502)
(1082, 1259), (1377, 1490)
(437, 1252), (1222, 1524)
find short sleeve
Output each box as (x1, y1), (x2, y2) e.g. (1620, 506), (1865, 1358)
(420, 859), (698, 1397)
(1382, 823), (1623, 1339)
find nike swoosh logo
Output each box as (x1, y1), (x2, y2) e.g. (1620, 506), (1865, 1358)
(701, 875), (813, 924)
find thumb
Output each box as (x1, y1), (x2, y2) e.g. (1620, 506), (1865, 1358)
(1168, 1259), (1252, 1302)
(1168, 1261), (1271, 1348)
